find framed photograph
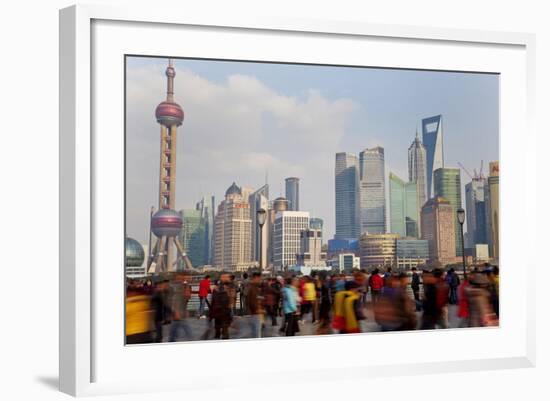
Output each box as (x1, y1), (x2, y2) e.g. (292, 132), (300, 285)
(60, 4), (536, 397)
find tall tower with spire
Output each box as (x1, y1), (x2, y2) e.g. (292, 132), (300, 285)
(408, 129), (428, 210)
(155, 59), (183, 210)
(147, 59), (188, 273)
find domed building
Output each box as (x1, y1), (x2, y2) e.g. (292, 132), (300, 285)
(125, 237), (146, 278)
(225, 182), (241, 199)
(212, 182), (253, 271)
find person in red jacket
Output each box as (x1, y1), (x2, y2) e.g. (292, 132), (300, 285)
(369, 269), (384, 306)
(198, 275), (211, 318)
(457, 272), (472, 327)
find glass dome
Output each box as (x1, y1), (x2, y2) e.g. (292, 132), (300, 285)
(125, 237), (145, 267)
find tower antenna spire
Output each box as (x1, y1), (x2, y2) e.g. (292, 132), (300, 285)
(165, 58), (175, 102)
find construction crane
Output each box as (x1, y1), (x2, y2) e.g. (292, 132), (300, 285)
(458, 160), (485, 181)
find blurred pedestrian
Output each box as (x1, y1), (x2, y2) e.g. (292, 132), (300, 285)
(198, 274), (211, 318)
(280, 277), (300, 336)
(209, 274), (233, 339)
(374, 274), (416, 331)
(332, 281), (365, 334)
(420, 269), (449, 330)
(369, 268), (384, 305)
(245, 272), (264, 338)
(465, 273), (498, 327)
(168, 273), (193, 342)
(263, 278), (279, 326)
(446, 268), (460, 305)
(126, 285), (153, 344)
(301, 276), (316, 323)
(316, 272), (333, 335)
(411, 267), (422, 311)
(151, 279), (170, 342)
(239, 272), (250, 315)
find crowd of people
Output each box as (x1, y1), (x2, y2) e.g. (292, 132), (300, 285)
(125, 263), (499, 344)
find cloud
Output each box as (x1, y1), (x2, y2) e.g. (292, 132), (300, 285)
(125, 59), (358, 244)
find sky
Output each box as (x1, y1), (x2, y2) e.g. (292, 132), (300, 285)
(125, 56), (499, 245)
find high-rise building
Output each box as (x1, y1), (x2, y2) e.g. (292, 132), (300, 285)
(408, 131), (428, 214)
(285, 177), (300, 211)
(465, 178), (487, 248)
(396, 239), (429, 270)
(212, 182), (253, 271)
(296, 228), (326, 267)
(192, 197), (214, 266)
(485, 161), (499, 261)
(268, 197), (288, 266)
(389, 173), (419, 238)
(422, 115), (444, 199)
(421, 196), (456, 265)
(434, 168), (463, 256)
(359, 233), (399, 269)
(178, 208), (208, 268)
(309, 217), (324, 231)
(335, 152), (360, 239)
(359, 147), (386, 235)
(249, 184), (269, 269)
(273, 211), (310, 271)
(335, 253), (361, 273)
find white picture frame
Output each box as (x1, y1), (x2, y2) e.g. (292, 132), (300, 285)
(59, 4), (536, 397)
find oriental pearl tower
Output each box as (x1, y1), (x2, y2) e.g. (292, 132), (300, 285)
(147, 59), (189, 274)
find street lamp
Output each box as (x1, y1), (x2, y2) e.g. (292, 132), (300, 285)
(257, 208), (267, 271)
(457, 208), (467, 280)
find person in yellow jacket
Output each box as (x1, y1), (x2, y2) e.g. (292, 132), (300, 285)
(126, 286), (154, 344)
(331, 281), (365, 334)
(301, 276), (317, 323)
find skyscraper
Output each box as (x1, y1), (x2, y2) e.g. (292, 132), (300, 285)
(309, 217), (324, 231)
(273, 211), (310, 271)
(296, 228), (325, 267)
(359, 147), (386, 235)
(249, 184), (269, 268)
(285, 177), (300, 211)
(179, 208), (208, 268)
(433, 168), (463, 256)
(335, 152), (360, 239)
(465, 178), (487, 248)
(485, 161), (499, 260)
(389, 173), (419, 238)
(421, 196), (456, 265)
(268, 197), (289, 266)
(422, 115), (444, 199)
(213, 182), (253, 271)
(408, 131), (428, 212)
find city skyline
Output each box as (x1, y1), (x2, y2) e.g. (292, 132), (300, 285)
(126, 56), (499, 245)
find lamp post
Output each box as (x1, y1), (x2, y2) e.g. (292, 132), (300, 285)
(457, 208), (467, 280)
(257, 208), (267, 272)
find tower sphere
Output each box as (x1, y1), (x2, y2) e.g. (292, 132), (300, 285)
(155, 101), (184, 127)
(151, 209), (183, 238)
(166, 65), (176, 78)
(125, 237), (145, 267)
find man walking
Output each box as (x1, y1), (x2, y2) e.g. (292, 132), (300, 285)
(245, 272), (264, 338)
(411, 267), (422, 311)
(198, 274), (211, 318)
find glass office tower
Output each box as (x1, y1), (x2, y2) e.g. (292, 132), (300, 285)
(335, 152), (360, 239)
(359, 147), (386, 235)
(434, 167), (463, 256)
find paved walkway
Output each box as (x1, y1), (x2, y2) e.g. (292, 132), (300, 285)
(162, 304), (462, 342)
